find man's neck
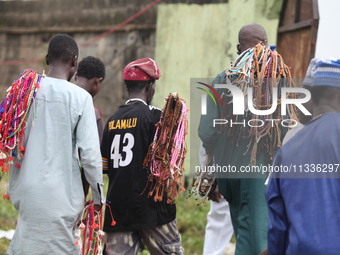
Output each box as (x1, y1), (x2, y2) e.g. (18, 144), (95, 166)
(313, 104), (340, 117)
(128, 93), (148, 104)
(47, 66), (71, 81)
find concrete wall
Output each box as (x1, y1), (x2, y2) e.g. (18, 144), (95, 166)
(0, 0), (157, 119)
(154, 0), (283, 108)
(0, 30), (157, 117)
(154, 0), (283, 172)
(0, 0), (234, 120)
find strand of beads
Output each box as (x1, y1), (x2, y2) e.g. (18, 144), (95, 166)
(0, 69), (41, 180)
(223, 43), (298, 165)
(143, 93), (188, 203)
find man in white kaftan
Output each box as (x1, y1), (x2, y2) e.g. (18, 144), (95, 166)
(7, 34), (104, 255)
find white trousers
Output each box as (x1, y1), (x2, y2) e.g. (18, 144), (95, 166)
(203, 199), (233, 255)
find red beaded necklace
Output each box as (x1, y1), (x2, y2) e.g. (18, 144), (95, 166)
(0, 69), (42, 180)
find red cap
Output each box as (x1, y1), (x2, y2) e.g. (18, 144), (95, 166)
(123, 58), (161, 81)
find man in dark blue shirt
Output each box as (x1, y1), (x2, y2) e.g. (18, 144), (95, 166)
(266, 59), (340, 255)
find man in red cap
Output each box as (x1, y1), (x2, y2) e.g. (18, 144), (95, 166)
(101, 58), (184, 254)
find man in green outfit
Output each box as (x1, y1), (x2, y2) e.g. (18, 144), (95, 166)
(199, 23), (289, 255)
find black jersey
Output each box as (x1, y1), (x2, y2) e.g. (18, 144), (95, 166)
(101, 100), (176, 232)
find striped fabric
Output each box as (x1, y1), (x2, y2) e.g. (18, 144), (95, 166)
(102, 157), (108, 173)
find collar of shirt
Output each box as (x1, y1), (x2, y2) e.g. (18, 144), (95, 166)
(125, 98), (147, 105)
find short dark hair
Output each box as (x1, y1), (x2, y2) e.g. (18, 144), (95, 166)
(47, 34), (79, 64)
(125, 80), (154, 94)
(311, 86), (339, 105)
(77, 56), (105, 81)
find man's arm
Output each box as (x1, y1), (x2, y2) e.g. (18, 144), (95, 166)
(81, 168), (90, 198)
(266, 151), (288, 255)
(77, 95), (104, 206)
(198, 74), (224, 154)
(94, 107), (104, 143)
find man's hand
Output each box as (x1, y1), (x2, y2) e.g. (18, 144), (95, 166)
(94, 204), (102, 213)
(259, 248), (268, 255)
(208, 185), (224, 202)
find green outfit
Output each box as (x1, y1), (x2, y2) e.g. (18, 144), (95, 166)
(198, 71), (277, 255)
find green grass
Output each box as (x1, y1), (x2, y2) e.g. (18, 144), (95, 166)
(0, 175), (211, 255)
(0, 238), (10, 254)
(0, 174), (18, 255)
(176, 192), (210, 254)
(0, 175), (17, 231)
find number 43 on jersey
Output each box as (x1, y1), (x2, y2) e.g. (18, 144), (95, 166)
(110, 133), (135, 168)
